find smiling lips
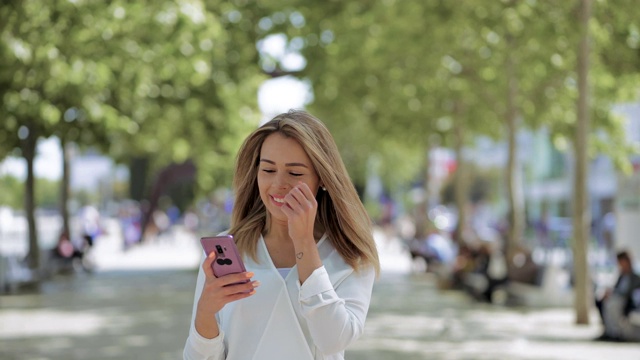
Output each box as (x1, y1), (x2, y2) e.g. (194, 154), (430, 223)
(271, 195), (286, 206)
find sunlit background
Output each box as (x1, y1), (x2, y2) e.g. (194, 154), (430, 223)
(1, 0), (640, 359)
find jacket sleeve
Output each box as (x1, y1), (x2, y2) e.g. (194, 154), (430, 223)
(183, 258), (226, 360)
(297, 265), (376, 355)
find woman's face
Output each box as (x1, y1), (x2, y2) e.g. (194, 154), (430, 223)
(257, 132), (321, 224)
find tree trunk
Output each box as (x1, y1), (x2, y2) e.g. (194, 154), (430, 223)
(505, 43), (525, 261)
(573, 0), (592, 326)
(60, 137), (71, 239)
(22, 125), (40, 271)
(414, 145), (434, 241)
(453, 118), (467, 244)
(129, 157), (149, 202)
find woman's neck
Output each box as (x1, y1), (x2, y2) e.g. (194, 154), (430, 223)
(265, 221), (292, 244)
(265, 219), (324, 243)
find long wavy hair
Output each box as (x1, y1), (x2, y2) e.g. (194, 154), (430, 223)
(229, 110), (380, 274)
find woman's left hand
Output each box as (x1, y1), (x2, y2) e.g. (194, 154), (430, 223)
(281, 181), (317, 245)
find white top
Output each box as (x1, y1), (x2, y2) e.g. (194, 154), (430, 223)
(277, 267), (292, 278)
(183, 234), (376, 360)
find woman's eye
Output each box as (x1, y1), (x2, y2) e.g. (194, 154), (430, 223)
(290, 172), (303, 177)
(261, 169), (275, 173)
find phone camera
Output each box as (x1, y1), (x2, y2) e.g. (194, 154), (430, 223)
(215, 245), (224, 255)
(216, 258), (233, 265)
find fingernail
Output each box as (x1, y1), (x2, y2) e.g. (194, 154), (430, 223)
(252, 281), (261, 287)
(246, 272), (254, 278)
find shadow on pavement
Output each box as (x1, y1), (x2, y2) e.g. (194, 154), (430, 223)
(0, 269), (198, 360)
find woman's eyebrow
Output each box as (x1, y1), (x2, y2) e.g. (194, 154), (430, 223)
(259, 158), (308, 168)
(286, 162), (309, 168)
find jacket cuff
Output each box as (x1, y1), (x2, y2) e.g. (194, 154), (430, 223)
(186, 327), (225, 358)
(299, 266), (333, 300)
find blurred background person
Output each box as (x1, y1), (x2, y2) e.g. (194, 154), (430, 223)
(595, 250), (640, 342)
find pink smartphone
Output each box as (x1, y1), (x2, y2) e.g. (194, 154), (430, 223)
(200, 235), (248, 279)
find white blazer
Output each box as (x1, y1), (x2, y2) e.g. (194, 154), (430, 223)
(183, 234), (376, 360)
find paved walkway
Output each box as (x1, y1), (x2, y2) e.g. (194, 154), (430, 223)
(0, 223), (638, 359)
(349, 273), (640, 360)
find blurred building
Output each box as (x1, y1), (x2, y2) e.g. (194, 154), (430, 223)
(70, 149), (115, 191)
(612, 103), (640, 260)
(524, 103), (640, 259)
(67, 147), (128, 215)
(456, 103), (640, 261)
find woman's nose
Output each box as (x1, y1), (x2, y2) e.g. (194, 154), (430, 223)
(274, 173), (290, 189)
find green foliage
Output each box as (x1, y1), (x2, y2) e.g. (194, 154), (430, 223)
(0, 174), (60, 209)
(36, 176), (61, 209)
(0, 175), (23, 209)
(260, 0), (639, 192)
(1, 0), (639, 207)
(0, 0), (270, 198)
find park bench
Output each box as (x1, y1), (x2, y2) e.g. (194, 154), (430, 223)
(505, 264), (573, 307)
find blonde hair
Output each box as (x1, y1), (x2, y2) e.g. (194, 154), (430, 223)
(229, 110), (380, 275)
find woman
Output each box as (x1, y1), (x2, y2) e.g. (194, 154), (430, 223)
(184, 110), (380, 359)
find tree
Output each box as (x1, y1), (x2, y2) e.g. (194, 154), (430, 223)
(467, 1), (579, 257)
(1, 0), (130, 268)
(1, 1), (72, 268)
(573, 0), (592, 325)
(266, 2), (498, 240)
(570, 0), (640, 325)
(273, 1), (568, 247)
(0, 0), (270, 269)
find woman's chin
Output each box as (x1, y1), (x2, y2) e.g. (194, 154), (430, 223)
(267, 211), (288, 225)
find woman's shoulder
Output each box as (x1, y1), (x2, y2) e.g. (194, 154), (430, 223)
(320, 235), (376, 286)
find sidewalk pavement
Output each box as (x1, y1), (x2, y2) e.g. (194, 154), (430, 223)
(0, 223), (638, 359)
(349, 272), (640, 360)
(351, 230), (640, 360)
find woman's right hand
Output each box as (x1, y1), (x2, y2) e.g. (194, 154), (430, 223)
(194, 252), (259, 338)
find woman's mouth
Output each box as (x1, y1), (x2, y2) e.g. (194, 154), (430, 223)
(271, 195), (286, 206)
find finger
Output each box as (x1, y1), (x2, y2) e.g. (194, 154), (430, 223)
(293, 190), (314, 211)
(280, 203), (294, 217)
(222, 280), (260, 296)
(290, 186), (309, 204)
(284, 192), (304, 212)
(218, 271), (255, 287)
(297, 182), (318, 203)
(225, 289), (257, 302)
(202, 251), (216, 277)
(293, 183), (317, 207)
(285, 186), (303, 203)
(287, 193), (312, 215)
